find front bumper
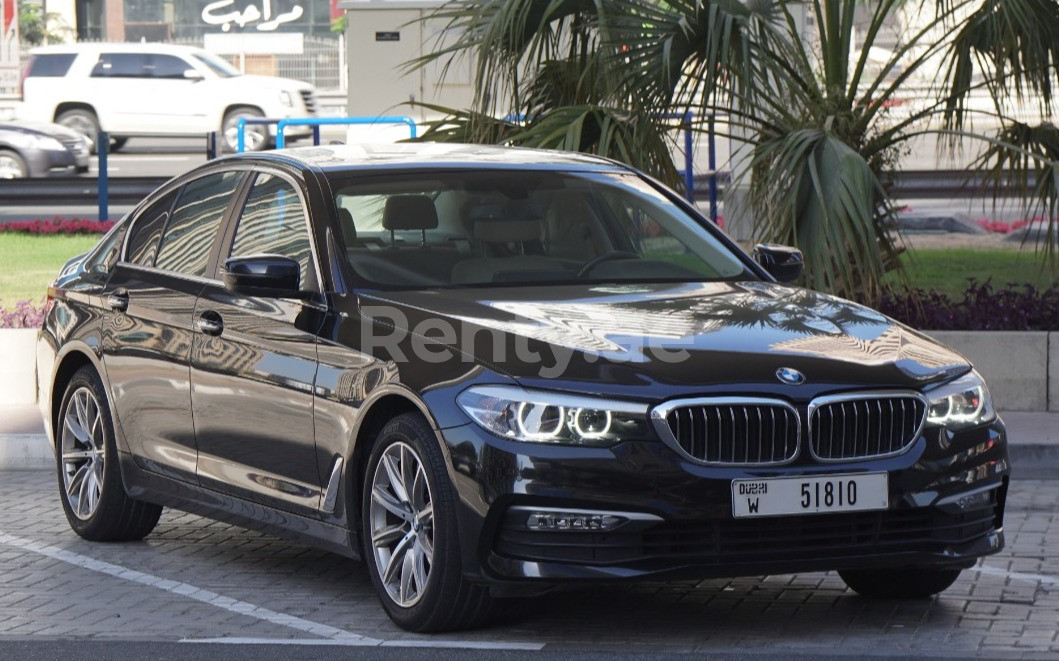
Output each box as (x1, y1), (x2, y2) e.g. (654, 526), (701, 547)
(25, 148), (88, 177)
(438, 418), (1009, 584)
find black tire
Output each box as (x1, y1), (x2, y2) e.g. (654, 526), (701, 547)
(361, 412), (493, 632)
(56, 108), (101, 154)
(110, 137), (128, 152)
(0, 149), (28, 179)
(56, 366), (162, 541)
(839, 566), (963, 599)
(221, 106), (269, 152)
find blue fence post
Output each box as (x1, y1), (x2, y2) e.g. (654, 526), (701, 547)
(97, 131), (109, 222)
(312, 125), (321, 146)
(206, 131), (218, 160)
(708, 114), (718, 224)
(237, 118), (247, 153)
(683, 112), (694, 202)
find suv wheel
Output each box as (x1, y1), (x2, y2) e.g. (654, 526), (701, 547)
(362, 413), (493, 632)
(56, 366), (163, 541)
(222, 106), (269, 152)
(0, 150), (27, 178)
(839, 566), (963, 598)
(56, 108), (101, 154)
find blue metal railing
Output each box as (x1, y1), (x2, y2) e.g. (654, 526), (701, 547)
(234, 115), (419, 152)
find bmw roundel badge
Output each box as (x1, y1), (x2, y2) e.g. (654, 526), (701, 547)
(776, 367), (806, 385)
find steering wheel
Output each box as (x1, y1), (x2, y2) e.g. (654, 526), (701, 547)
(576, 251), (640, 278)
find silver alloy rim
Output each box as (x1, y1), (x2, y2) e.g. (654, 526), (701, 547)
(59, 115), (97, 151)
(0, 153), (24, 179)
(223, 118), (266, 151)
(369, 441), (434, 608)
(60, 387), (106, 520)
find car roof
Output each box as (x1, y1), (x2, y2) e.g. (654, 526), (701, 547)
(230, 143), (632, 174)
(30, 42), (206, 56)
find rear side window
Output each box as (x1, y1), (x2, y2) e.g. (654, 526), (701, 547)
(125, 191), (176, 266)
(91, 53), (149, 78)
(229, 173), (315, 289)
(155, 171), (243, 277)
(26, 54), (76, 77)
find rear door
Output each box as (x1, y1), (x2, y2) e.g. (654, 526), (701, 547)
(89, 52), (155, 133)
(191, 170), (326, 516)
(101, 169), (245, 482)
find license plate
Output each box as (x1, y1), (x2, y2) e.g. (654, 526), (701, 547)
(731, 472), (889, 518)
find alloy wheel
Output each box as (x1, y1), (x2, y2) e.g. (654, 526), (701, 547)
(60, 387), (106, 520)
(0, 153), (25, 178)
(369, 441), (435, 608)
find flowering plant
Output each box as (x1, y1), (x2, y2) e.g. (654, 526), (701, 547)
(0, 300), (46, 329)
(0, 218), (113, 235)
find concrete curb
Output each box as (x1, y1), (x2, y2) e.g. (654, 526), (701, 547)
(0, 435), (52, 470)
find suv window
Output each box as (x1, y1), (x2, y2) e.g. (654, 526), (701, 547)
(26, 54), (76, 77)
(155, 171), (243, 277)
(149, 55), (193, 79)
(125, 190), (177, 267)
(229, 173), (315, 289)
(91, 53), (150, 78)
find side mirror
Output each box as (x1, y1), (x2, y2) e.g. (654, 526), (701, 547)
(223, 255), (306, 298)
(753, 244), (804, 283)
(183, 69), (205, 81)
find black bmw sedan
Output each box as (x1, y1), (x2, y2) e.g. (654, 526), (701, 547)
(37, 144), (1009, 632)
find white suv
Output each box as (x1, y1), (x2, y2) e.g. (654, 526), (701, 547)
(20, 43), (317, 152)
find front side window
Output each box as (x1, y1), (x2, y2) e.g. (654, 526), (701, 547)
(90, 53), (150, 78)
(125, 190), (176, 266)
(155, 171), (243, 277)
(149, 54), (193, 79)
(329, 170), (749, 289)
(229, 173), (315, 289)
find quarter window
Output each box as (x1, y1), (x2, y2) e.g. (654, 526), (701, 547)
(26, 54), (76, 77)
(229, 173), (314, 289)
(155, 171), (243, 277)
(125, 190), (176, 266)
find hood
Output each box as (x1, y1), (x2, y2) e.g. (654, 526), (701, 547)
(359, 281), (969, 398)
(235, 74), (312, 92)
(0, 121), (85, 142)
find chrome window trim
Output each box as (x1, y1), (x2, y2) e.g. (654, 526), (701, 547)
(806, 390), (929, 463)
(650, 396), (801, 467)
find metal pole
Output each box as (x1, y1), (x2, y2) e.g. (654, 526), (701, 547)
(206, 131), (217, 160)
(708, 114), (718, 224)
(683, 112), (694, 202)
(312, 125), (321, 146)
(97, 131), (109, 222)
(237, 118), (247, 153)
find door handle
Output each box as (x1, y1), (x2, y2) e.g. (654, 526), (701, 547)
(106, 292), (128, 312)
(196, 313), (223, 336)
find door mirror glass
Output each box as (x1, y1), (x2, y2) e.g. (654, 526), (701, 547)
(753, 244), (804, 283)
(223, 255), (306, 298)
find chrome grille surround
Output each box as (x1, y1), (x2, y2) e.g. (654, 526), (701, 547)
(807, 391), (928, 463)
(651, 397), (801, 467)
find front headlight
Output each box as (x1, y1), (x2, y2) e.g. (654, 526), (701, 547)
(27, 134), (67, 151)
(925, 370), (996, 429)
(456, 385), (650, 446)
(279, 91), (294, 107)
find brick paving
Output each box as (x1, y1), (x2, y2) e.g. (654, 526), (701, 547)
(0, 470), (1055, 656)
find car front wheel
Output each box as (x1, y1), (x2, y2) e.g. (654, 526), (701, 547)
(0, 149), (27, 178)
(839, 566), (963, 598)
(221, 106), (269, 152)
(362, 412), (493, 632)
(56, 366), (162, 541)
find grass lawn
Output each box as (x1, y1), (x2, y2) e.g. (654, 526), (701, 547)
(889, 248), (1059, 298)
(0, 234), (99, 305)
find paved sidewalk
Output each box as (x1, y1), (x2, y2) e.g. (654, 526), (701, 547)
(4, 402), (1057, 475)
(0, 470), (1055, 656)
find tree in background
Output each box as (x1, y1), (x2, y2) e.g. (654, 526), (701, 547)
(19, 2), (70, 46)
(414, 0), (1059, 303)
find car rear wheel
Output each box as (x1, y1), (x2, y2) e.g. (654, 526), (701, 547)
(222, 106), (269, 152)
(362, 413), (493, 632)
(56, 109), (101, 154)
(839, 566), (963, 598)
(0, 150), (27, 178)
(56, 366), (163, 541)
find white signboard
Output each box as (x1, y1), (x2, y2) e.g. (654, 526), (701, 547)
(204, 32), (304, 55)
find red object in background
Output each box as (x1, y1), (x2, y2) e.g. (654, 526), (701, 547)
(2, 0), (15, 37)
(330, 0), (341, 20)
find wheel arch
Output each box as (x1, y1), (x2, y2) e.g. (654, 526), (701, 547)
(53, 102), (98, 123)
(50, 345), (118, 451)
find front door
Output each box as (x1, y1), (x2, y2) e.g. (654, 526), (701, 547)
(191, 171), (325, 516)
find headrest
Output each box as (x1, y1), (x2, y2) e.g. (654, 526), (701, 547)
(382, 195), (439, 231)
(337, 208), (356, 244)
(474, 219), (541, 243)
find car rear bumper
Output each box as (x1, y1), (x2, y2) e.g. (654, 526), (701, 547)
(438, 418), (1010, 585)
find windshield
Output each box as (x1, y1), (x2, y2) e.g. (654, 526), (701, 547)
(192, 52), (240, 78)
(329, 170), (751, 289)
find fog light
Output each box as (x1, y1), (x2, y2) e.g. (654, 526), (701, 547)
(525, 511), (626, 531)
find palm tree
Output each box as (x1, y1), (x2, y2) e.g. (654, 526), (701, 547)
(412, 0), (1059, 303)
